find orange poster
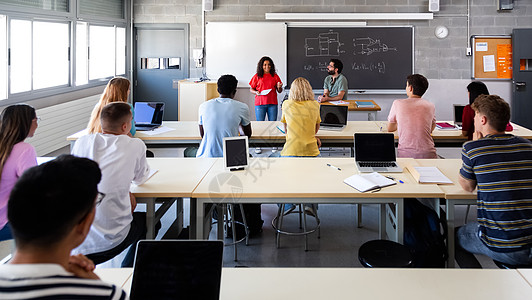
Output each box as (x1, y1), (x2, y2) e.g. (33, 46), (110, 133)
(497, 44), (512, 79)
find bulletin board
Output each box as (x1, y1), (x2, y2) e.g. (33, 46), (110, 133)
(472, 35), (512, 79)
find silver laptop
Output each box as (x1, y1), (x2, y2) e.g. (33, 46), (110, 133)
(130, 240), (224, 300)
(134, 102), (165, 131)
(453, 104), (465, 129)
(319, 105), (348, 131)
(354, 133), (402, 173)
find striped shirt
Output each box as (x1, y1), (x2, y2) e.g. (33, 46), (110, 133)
(460, 134), (532, 252)
(0, 264), (128, 300)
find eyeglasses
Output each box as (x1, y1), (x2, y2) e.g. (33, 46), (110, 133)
(96, 192), (105, 206)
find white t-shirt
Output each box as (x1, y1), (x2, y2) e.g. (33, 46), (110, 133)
(0, 264), (127, 299)
(71, 133), (150, 254)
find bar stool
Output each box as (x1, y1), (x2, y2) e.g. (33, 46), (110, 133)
(271, 203), (320, 251)
(214, 203), (249, 261)
(358, 240), (414, 268)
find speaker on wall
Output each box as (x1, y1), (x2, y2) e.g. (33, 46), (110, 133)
(428, 0), (440, 12)
(203, 0), (213, 12)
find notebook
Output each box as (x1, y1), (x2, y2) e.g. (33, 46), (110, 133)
(130, 240), (224, 300)
(320, 104), (348, 131)
(354, 133), (402, 173)
(134, 102), (165, 131)
(453, 104), (465, 128)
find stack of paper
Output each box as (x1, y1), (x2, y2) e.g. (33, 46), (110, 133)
(344, 172), (396, 192)
(405, 165), (452, 184)
(355, 101), (375, 108)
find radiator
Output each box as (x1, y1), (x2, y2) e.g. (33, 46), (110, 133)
(25, 95), (99, 156)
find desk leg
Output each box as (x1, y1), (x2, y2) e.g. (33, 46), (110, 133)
(176, 198), (184, 236)
(145, 197), (156, 239)
(396, 200), (404, 244)
(195, 199), (204, 239)
(189, 198), (197, 239)
(355, 204), (362, 228)
(379, 204), (386, 239)
(447, 199), (456, 268)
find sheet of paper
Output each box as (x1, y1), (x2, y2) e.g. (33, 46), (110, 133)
(361, 172), (396, 187)
(344, 174), (377, 192)
(259, 89), (272, 96)
(483, 55), (496, 72)
(476, 42), (488, 52)
(37, 157), (55, 165)
(329, 100), (349, 105)
(140, 126), (175, 136)
(414, 167), (452, 184)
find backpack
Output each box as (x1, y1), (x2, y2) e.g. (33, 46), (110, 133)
(403, 198), (448, 267)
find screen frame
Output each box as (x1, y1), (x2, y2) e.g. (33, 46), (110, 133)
(320, 104), (348, 126)
(223, 136), (249, 170)
(134, 101), (165, 125)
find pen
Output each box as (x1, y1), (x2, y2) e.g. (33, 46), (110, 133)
(277, 126), (285, 134)
(327, 163), (341, 171)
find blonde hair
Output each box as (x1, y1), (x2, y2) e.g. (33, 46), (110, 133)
(87, 77), (130, 134)
(288, 77), (314, 102)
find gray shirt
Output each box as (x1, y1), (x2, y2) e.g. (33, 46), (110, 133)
(323, 74), (348, 100)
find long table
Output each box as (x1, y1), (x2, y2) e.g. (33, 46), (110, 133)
(68, 121), (532, 149)
(190, 157), (444, 243)
(95, 267), (532, 299)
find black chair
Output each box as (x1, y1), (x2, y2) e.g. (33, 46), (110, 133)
(358, 240), (414, 268)
(493, 260), (532, 269)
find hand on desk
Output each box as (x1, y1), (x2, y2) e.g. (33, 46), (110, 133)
(67, 254), (99, 280)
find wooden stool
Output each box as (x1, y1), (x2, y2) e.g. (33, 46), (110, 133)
(358, 240), (413, 268)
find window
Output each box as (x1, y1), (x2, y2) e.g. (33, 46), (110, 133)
(0, 0), (128, 102)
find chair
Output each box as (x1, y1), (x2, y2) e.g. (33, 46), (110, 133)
(272, 204), (320, 251)
(358, 240), (414, 268)
(493, 260), (532, 269)
(213, 203), (249, 261)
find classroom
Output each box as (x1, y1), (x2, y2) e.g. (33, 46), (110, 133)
(1, 0), (532, 298)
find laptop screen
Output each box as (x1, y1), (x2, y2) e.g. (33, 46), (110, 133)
(354, 133), (396, 162)
(134, 102), (165, 125)
(453, 105), (465, 124)
(130, 240), (223, 300)
(320, 105), (348, 126)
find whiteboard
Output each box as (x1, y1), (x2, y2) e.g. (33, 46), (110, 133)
(206, 22), (287, 88)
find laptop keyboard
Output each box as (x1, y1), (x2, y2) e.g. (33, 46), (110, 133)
(359, 162), (397, 168)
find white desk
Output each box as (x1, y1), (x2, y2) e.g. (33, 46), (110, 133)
(131, 158), (217, 239)
(191, 157), (444, 242)
(99, 267), (532, 299)
(518, 269), (532, 287)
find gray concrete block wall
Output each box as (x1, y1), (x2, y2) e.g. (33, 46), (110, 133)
(134, 0), (532, 79)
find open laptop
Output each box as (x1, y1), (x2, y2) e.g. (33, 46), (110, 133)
(130, 240), (224, 300)
(453, 104), (465, 129)
(319, 105), (348, 131)
(134, 102), (165, 131)
(354, 133), (402, 173)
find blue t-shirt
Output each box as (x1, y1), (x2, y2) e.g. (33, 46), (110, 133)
(460, 134), (532, 252)
(196, 97), (250, 158)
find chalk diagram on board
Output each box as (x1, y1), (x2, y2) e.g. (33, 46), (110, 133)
(351, 61), (386, 74)
(353, 37), (397, 56)
(303, 61), (329, 72)
(305, 32), (345, 57)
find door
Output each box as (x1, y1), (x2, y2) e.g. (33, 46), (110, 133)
(134, 25), (189, 120)
(512, 29), (532, 129)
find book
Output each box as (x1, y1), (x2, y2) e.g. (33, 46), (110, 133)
(405, 165), (452, 184)
(355, 101), (375, 108)
(436, 122), (456, 130)
(344, 172), (396, 192)
(330, 100), (349, 105)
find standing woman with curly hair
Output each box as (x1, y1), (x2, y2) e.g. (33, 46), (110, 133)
(0, 104), (38, 241)
(87, 76), (136, 136)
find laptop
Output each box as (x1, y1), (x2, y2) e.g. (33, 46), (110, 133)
(354, 133), (402, 173)
(130, 240), (224, 300)
(319, 105), (348, 131)
(134, 102), (165, 131)
(453, 104), (465, 129)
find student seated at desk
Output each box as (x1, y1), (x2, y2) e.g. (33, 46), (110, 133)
(72, 102), (154, 267)
(0, 155), (127, 299)
(317, 59), (348, 103)
(457, 95), (532, 267)
(87, 76), (136, 137)
(278, 77), (321, 216)
(196, 74), (263, 236)
(462, 81), (512, 140)
(387, 74), (437, 159)
(0, 104), (39, 242)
